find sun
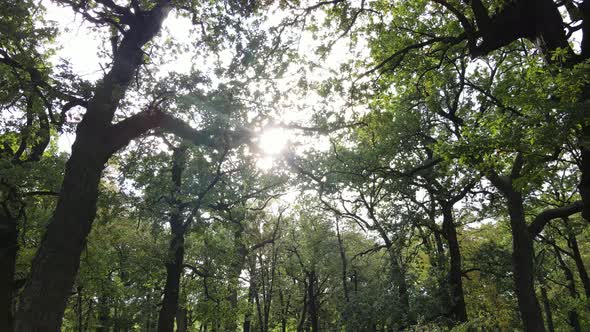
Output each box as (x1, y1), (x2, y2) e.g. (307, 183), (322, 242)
(258, 127), (288, 155)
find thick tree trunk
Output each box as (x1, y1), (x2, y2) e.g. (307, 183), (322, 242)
(505, 193), (546, 332)
(488, 170), (546, 332)
(15, 146), (108, 331)
(441, 204), (467, 323)
(157, 231), (185, 332)
(176, 307), (188, 332)
(0, 211), (17, 332)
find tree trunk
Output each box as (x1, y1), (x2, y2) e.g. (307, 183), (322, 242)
(567, 227), (590, 299)
(297, 286), (307, 332)
(555, 248), (581, 332)
(243, 279), (254, 332)
(505, 193), (546, 332)
(307, 271), (319, 332)
(579, 124), (590, 221)
(0, 211), (17, 332)
(15, 147), (108, 331)
(158, 147), (187, 332)
(76, 287), (83, 332)
(335, 219), (349, 303)
(176, 307), (188, 332)
(227, 229), (247, 332)
(96, 295), (110, 332)
(488, 171), (546, 332)
(441, 204), (467, 323)
(540, 286), (555, 332)
(388, 250), (409, 324)
(157, 230), (185, 332)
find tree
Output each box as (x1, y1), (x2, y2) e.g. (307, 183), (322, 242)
(11, 0), (267, 329)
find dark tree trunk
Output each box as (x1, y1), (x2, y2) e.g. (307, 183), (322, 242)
(488, 170), (546, 332)
(388, 250), (409, 323)
(335, 219), (349, 303)
(15, 148), (108, 331)
(227, 229), (247, 332)
(555, 248), (581, 332)
(505, 193), (546, 332)
(431, 228), (452, 316)
(540, 286), (555, 332)
(297, 286), (307, 332)
(253, 271), (264, 332)
(84, 297), (93, 332)
(76, 287), (83, 332)
(566, 227), (590, 299)
(0, 210), (17, 332)
(158, 147), (187, 332)
(157, 230), (185, 332)
(176, 307), (188, 332)
(243, 279), (254, 332)
(306, 271), (319, 332)
(96, 295), (110, 332)
(441, 204), (467, 323)
(578, 124), (590, 221)
(14, 4), (172, 330)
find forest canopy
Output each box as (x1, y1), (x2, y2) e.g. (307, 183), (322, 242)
(1, 0), (590, 331)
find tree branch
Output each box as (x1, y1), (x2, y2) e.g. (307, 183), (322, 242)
(529, 201), (583, 237)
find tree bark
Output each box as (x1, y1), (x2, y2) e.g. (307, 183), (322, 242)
(441, 204), (467, 323)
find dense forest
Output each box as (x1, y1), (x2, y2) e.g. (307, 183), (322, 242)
(2, 0), (590, 331)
